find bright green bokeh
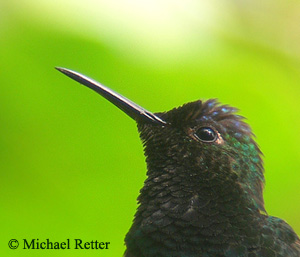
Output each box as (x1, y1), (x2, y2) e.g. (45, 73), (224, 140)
(1, 1), (300, 256)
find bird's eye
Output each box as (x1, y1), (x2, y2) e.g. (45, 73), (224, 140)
(195, 127), (217, 142)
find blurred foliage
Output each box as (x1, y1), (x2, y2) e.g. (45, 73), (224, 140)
(1, 1), (300, 256)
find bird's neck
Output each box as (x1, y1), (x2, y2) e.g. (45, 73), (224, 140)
(125, 154), (265, 257)
(125, 163), (262, 255)
(139, 161), (260, 219)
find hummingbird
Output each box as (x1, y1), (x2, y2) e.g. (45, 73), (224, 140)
(56, 67), (300, 257)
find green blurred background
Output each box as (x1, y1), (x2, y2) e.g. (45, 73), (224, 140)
(1, 0), (300, 256)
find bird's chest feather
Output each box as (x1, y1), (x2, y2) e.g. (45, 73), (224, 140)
(126, 175), (263, 257)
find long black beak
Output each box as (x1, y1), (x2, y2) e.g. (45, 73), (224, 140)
(56, 67), (166, 125)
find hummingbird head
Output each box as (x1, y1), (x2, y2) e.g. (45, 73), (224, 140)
(56, 67), (265, 213)
(138, 99), (265, 212)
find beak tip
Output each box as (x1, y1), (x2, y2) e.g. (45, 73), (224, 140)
(55, 67), (69, 75)
(55, 67), (81, 83)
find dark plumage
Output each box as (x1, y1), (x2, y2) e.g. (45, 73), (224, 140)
(56, 68), (300, 257)
(125, 100), (300, 257)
